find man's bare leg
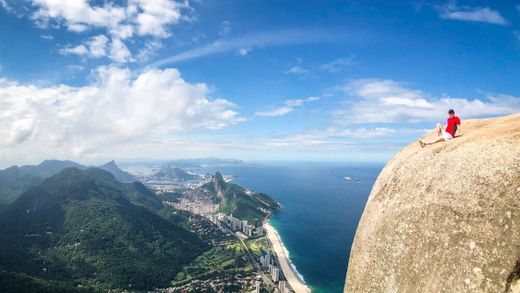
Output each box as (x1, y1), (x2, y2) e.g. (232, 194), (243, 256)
(419, 123), (445, 147)
(425, 137), (445, 145)
(436, 123), (443, 137)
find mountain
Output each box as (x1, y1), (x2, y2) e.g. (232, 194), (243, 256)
(151, 164), (199, 181)
(0, 166), (43, 211)
(18, 160), (86, 178)
(0, 160), (87, 210)
(204, 172), (281, 224)
(98, 160), (136, 183)
(212, 171), (227, 199)
(0, 167), (206, 291)
(344, 113), (520, 292)
(0, 160), (142, 210)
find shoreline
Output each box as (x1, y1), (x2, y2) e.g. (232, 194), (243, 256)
(264, 222), (312, 293)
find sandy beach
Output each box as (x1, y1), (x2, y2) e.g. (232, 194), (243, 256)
(264, 222), (311, 293)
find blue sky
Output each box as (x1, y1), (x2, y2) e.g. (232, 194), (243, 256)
(0, 0), (519, 167)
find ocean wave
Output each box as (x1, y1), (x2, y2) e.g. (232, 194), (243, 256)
(270, 223), (308, 284)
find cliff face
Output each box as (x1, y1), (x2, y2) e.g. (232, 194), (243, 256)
(344, 113), (520, 293)
(212, 171), (227, 199)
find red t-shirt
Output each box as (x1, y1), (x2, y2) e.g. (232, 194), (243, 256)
(446, 116), (460, 137)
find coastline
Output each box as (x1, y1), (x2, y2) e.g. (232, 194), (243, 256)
(264, 222), (312, 293)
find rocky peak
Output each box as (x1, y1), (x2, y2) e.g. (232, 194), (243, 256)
(211, 172), (226, 199)
(344, 113), (520, 292)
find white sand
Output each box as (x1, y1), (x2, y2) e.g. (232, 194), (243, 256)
(264, 223), (311, 293)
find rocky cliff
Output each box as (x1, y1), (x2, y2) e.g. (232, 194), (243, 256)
(344, 113), (520, 293)
(211, 171), (227, 199)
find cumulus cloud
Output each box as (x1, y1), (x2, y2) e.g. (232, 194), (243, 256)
(3, 0), (191, 62)
(0, 66), (243, 156)
(255, 96), (319, 117)
(30, 0), (188, 37)
(109, 38), (132, 63)
(438, 3), (508, 25)
(334, 79), (520, 124)
(60, 34), (109, 58)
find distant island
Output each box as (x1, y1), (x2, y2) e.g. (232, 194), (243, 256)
(0, 159), (300, 292)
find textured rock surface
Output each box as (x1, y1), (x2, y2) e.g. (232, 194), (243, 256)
(344, 113), (520, 293)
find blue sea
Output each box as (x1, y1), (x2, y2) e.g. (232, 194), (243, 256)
(200, 162), (382, 293)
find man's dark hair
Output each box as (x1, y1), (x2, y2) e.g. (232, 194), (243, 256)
(448, 109), (455, 114)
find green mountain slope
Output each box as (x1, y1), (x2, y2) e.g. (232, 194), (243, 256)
(0, 160), (88, 210)
(0, 160), (143, 210)
(18, 160), (87, 178)
(0, 168), (206, 291)
(204, 172), (281, 224)
(0, 166), (43, 211)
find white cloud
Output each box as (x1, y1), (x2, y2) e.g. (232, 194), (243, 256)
(109, 38), (132, 63)
(60, 34), (109, 59)
(59, 44), (90, 56)
(286, 56), (356, 76)
(89, 35), (109, 57)
(8, 118), (35, 144)
(41, 34), (53, 40)
(255, 96), (319, 117)
(30, 0), (187, 37)
(320, 56), (356, 72)
(237, 48), (249, 56)
(255, 107), (294, 117)
(59, 35), (157, 63)
(135, 39), (163, 62)
(334, 79), (520, 124)
(31, 0), (127, 32)
(5, 0), (191, 63)
(439, 3), (508, 25)
(151, 29), (340, 66)
(133, 0), (186, 38)
(219, 20), (232, 37)
(0, 66), (243, 157)
(261, 127), (401, 148)
(285, 65), (309, 75)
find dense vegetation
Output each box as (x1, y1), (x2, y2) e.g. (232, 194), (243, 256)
(0, 160), (135, 210)
(0, 168), (207, 291)
(204, 172), (282, 224)
(172, 241), (254, 286)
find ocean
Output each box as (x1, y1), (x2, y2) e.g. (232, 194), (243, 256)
(199, 162), (382, 293)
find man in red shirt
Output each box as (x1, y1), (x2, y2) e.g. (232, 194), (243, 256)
(420, 109), (462, 147)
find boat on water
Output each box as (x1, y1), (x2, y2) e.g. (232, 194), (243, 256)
(344, 176), (361, 183)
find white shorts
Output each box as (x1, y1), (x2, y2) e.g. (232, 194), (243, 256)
(442, 132), (453, 141)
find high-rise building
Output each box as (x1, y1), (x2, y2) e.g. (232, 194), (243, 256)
(279, 280), (287, 293)
(271, 266), (280, 282)
(260, 252), (272, 267)
(255, 280), (261, 293)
